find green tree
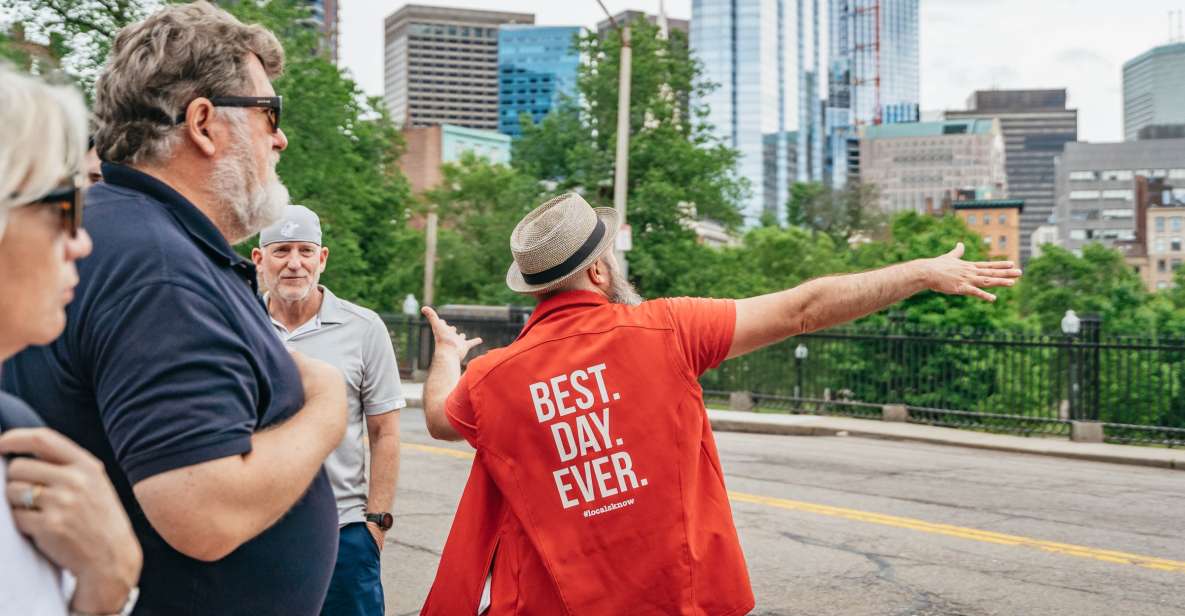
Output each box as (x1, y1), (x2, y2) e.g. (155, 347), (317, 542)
(512, 20), (747, 298)
(1016, 244), (1153, 334)
(0, 0), (161, 95)
(786, 181), (886, 244)
(424, 153), (550, 306)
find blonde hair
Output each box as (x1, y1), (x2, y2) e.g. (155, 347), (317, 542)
(0, 63), (87, 237)
(93, 1), (284, 166)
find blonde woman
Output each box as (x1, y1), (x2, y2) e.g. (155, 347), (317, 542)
(0, 64), (141, 616)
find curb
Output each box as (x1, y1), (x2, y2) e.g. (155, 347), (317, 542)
(402, 398), (1182, 471)
(706, 410), (1184, 472)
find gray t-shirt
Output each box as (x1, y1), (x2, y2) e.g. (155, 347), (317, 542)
(271, 287), (405, 526)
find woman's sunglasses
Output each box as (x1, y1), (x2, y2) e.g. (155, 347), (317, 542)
(27, 182), (84, 238)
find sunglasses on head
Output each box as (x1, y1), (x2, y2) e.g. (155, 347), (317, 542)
(23, 181), (84, 238)
(174, 96), (283, 133)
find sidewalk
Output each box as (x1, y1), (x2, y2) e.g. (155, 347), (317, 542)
(399, 382), (1185, 471)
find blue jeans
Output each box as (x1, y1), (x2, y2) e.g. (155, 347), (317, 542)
(321, 522), (385, 616)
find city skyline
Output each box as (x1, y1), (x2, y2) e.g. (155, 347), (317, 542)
(339, 0), (1184, 144)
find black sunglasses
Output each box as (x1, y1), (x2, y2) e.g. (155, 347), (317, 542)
(25, 182), (84, 239)
(174, 96), (283, 133)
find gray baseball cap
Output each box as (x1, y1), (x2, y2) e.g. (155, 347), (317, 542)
(259, 205), (322, 247)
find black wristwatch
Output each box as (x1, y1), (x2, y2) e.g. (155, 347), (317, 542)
(366, 512), (394, 531)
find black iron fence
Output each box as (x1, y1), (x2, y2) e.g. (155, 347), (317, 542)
(381, 314), (1185, 447)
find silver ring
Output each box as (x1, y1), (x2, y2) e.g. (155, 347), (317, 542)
(17, 484), (42, 510)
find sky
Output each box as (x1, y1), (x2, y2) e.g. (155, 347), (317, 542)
(338, 0), (1185, 143)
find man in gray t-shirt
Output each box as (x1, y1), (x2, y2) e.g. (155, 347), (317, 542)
(253, 206), (405, 616)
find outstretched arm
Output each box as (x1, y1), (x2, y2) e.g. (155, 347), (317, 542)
(728, 243), (1022, 359)
(420, 307), (483, 441)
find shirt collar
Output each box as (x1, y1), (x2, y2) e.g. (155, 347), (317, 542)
(263, 285), (347, 333)
(101, 162), (254, 273)
(517, 290), (609, 341)
(316, 286), (349, 325)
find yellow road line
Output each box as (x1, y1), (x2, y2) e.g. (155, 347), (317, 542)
(403, 441), (1185, 574)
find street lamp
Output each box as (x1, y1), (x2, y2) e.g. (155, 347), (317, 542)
(401, 293), (420, 317)
(1062, 310), (1080, 420)
(794, 343), (809, 401)
(1061, 310), (1081, 336)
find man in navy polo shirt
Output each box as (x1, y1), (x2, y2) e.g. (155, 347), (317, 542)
(2, 4), (348, 614)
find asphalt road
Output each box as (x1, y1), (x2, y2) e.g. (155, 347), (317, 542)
(380, 409), (1185, 616)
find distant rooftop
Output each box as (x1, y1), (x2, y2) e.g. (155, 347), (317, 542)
(862, 119), (997, 140)
(953, 199), (1025, 212)
(966, 89), (1068, 113)
(1123, 41), (1185, 69)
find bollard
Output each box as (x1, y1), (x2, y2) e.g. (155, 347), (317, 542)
(882, 404), (909, 422)
(1070, 421), (1104, 443)
(729, 391), (755, 412)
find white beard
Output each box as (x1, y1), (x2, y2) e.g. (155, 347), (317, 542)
(209, 111), (289, 240)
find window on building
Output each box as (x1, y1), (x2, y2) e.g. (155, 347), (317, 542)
(1174, 259), (1183, 271)
(1069, 171), (1098, 181)
(1157, 218), (1167, 232)
(1102, 189), (1134, 201)
(1159, 260), (1168, 273)
(1169, 169), (1185, 180)
(1173, 238), (1183, 252)
(1101, 170), (1134, 181)
(983, 236), (992, 247)
(1159, 281), (1169, 290)
(1175, 218), (1184, 232)
(999, 214), (1007, 225)
(1070, 190), (1100, 200)
(967, 214), (977, 225)
(999, 235), (1007, 249)
(1070, 229), (1088, 240)
(1156, 238), (1167, 252)
(1102, 209), (1134, 220)
(1071, 210), (1099, 221)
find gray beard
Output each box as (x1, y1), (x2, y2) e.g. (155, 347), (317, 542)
(606, 259), (643, 306)
(208, 113), (289, 240)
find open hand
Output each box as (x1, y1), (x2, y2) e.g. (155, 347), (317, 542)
(923, 243), (1023, 302)
(422, 307), (483, 362)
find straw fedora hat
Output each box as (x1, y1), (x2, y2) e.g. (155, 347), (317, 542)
(506, 192), (620, 294)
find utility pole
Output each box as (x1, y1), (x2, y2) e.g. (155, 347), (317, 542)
(596, 0), (632, 278)
(423, 206), (437, 307)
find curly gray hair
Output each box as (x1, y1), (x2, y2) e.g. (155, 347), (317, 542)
(93, 1), (284, 166)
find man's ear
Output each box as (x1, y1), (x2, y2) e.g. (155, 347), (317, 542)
(319, 246), (329, 273)
(251, 247), (264, 267)
(587, 256), (609, 287)
(182, 98), (218, 157)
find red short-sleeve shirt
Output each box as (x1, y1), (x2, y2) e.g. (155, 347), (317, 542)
(424, 291), (754, 616)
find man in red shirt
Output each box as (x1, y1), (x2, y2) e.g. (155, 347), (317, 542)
(419, 193), (1021, 615)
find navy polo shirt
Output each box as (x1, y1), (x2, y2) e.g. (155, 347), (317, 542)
(2, 163), (337, 615)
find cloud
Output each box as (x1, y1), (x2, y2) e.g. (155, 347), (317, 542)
(1055, 47), (1112, 68)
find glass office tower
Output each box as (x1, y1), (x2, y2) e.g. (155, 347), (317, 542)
(497, 26), (583, 137)
(826, 0), (919, 188)
(691, 0), (824, 225)
(1123, 42), (1185, 141)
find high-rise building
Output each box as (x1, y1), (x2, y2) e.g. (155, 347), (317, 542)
(690, 0), (824, 225)
(1123, 42), (1185, 141)
(859, 119), (1007, 214)
(303, 0), (340, 63)
(383, 5), (533, 131)
(826, 0), (920, 188)
(496, 26), (583, 137)
(1054, 140), (1185, 255)
(947, 89), (1078, 262)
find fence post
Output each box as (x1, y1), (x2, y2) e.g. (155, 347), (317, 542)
(1081, 315), (1102, 422)
(729, 391), (755, 412)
